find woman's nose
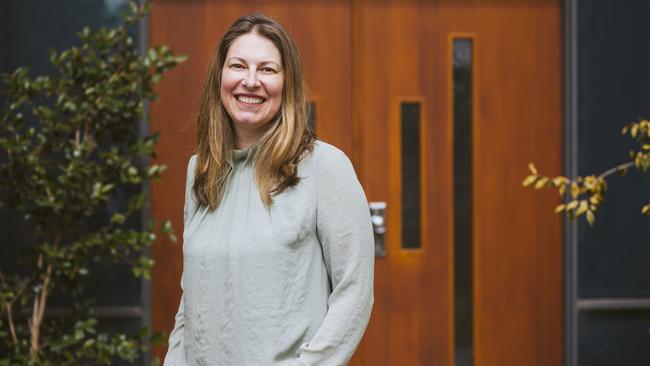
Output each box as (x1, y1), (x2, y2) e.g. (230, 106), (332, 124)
(243, 70), (260, 88)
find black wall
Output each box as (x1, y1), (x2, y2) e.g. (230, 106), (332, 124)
(577, 1), (650, 365)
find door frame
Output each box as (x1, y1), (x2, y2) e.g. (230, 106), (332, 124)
(563, 0), (579, 365)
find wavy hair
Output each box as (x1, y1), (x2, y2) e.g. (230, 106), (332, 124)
(193, 13), (314, 209)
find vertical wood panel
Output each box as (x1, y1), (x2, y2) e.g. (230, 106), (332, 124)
(149, 2), (209, 359)
(470, 3), (564, 365)
(361, 3), (454, 365)
(424, 2), (564, 366)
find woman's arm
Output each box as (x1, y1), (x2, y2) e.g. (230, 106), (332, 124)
(163, 155), (197, 365)
(163, 293), (187, 365)
(293, 144), (375, 366)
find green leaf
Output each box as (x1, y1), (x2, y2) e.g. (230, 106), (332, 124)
(111, 213), (126, 224)
(101, 183), (115, 194)
(161, 219), (177, 243)
(174, 54), (189, 64)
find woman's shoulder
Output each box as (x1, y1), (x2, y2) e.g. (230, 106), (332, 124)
(312, 140), (352, 164)
(187, 154), (197, 172)
(310, 140), (356, 177)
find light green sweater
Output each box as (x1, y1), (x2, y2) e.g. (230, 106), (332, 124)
(164, 141), (374, 366)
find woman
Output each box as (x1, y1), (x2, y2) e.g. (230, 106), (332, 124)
(164, 13), (374, 366)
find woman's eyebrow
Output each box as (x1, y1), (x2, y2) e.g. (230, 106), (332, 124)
(225, 57), (281, 68)
(259, 61), (282, 68)
(226, 57), (246, 64)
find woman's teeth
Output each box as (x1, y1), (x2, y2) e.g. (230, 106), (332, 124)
(237, 95), (264, 104)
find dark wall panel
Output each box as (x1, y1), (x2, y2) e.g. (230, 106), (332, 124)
(577, 0), (650, 298)
(578, 310), (650, 366)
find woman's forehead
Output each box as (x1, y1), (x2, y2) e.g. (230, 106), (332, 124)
(226, 33), (281, 65)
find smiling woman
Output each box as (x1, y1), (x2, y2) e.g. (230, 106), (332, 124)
(163, 14), (375, 366)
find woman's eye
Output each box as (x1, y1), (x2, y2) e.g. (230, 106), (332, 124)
(260, 67), (277, 73)
(230, 63), (245, 70)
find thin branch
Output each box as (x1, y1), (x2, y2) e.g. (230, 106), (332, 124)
(5, 303), (17, 344)
(4, 277), (28, 346)
(29, 232), (60, 355)
(597, 161), (636, 180)
(29, 253), (44, 355)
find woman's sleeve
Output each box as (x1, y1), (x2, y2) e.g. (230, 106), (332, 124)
(163, 294), (186, 365)
(163, 155), (197, 366)
(293, 146), (375, 366)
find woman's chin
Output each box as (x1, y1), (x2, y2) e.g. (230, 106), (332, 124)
(232, 118), (273, 135)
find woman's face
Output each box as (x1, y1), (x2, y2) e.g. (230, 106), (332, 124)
(220, 32), (284, 147)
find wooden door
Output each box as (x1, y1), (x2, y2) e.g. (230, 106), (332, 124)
(150, 1), (563, 365)
(353, 1), (563, 365)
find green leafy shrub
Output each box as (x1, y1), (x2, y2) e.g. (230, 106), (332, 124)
(0, 2), (185, 364)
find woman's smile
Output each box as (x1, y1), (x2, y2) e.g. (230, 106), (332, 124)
(236, 94), (266, 105)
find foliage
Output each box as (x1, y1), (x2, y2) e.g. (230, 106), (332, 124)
(0, 1), (185, 364)
(523, 118), (650, 225)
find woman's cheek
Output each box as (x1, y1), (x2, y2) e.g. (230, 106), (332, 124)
(220, 70), (238, 90)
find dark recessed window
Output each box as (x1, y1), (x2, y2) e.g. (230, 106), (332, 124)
(401, 101), (421, 250)
(453, 37), (473, 366)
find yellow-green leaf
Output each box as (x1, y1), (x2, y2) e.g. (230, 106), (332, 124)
(523, 175), (537, 187)
(586, 210), (595, 225)
(534, 177), (548, 189)
(554, 204), (566, 213)
(570, 182), (580, 199)
(552, 176), (568, 187)
(528, 163), (538, 175)
(642, 204), (650, 215)
(576, 200), (588, 216)
(566, 200), (579, 210)
(583, 176), (597, 190)
(590, 193), (602, 206)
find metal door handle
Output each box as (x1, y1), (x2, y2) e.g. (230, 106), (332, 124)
(369, 202), (387, 257)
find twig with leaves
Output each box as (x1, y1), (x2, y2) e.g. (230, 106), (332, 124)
(523, 118), (650, 225)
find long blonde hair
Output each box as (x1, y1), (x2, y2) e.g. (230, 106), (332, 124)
(193, 13), (314, 210)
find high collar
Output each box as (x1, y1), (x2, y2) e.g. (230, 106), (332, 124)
(232, 145), (258, 165)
